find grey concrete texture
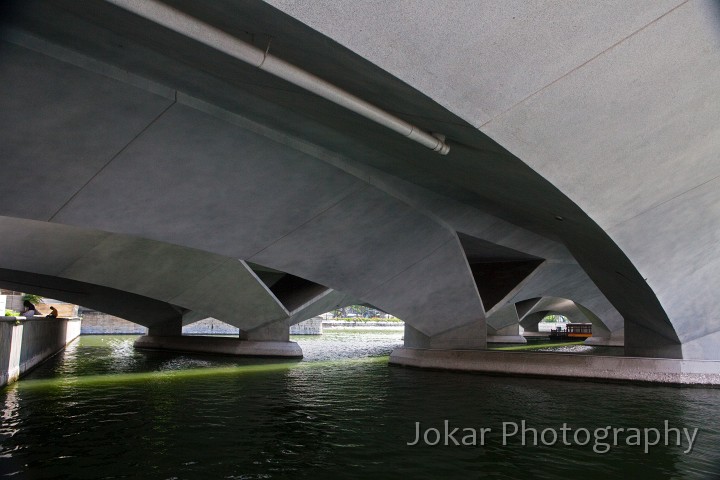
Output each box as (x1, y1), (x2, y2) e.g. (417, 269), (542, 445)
(249, 185), (454, 296)
(0, 36), (645, 351)
(486, 304), (520, 334)
(287, 290), (352, 323)
(0, 42), (174, 221)
(390, 347), (720, 386)
(266, 0), (683, 127)
(0, 215), (356, 339)
(0, 41), (489, 341)
(403, 322), (485, 350)
(0, 317), (80, 387)
(607, 177), (720, 348)
(52, 102), (367, 259)
(1, 0), (718, 361)
(360, 237), (485, 337)
(483, 1), (720, 228)
(252, 1), (715, 358)
(0, 218), (290, 331)
(0, 22), (620, 352)
(241, 317), (290, 342)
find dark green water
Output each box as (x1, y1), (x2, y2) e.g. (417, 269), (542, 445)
(2, 331), (720, 479)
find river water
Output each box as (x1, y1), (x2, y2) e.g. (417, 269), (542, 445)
(1, 331), (720, 479)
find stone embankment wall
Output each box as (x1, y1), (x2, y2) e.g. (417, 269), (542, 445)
(80, 311), (148, 334)
(183, 318), (239, 335)
(0, 317), (81, 387)
(322, 321), (404, 328)
(80, 313), (242, 335)
(81, 313), (325, 336)
(290, 317), (322, 335)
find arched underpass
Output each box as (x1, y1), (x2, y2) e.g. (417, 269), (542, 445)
(4, 2), (720, 478)
(1, 0), (720, 382)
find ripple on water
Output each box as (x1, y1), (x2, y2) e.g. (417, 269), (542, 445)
(1, 331), (719, 479)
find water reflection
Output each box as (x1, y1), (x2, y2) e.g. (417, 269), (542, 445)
(0, 332), (719, 479)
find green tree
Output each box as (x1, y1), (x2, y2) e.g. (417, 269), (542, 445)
(21, 293), (44, 305)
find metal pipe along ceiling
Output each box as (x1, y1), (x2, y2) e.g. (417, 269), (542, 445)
(105, 0), (451, 155)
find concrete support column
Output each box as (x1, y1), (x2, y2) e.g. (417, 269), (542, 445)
(136, 318), (302, 358)
(488, 323), (526, 344)
(147, 318), (183, 336)
(403, 321), (485, 350)
(487, 305), (526, 344)
(624, 321), (682, 359)
(240, 319), (289, 342)
(519, 312), (544, 332)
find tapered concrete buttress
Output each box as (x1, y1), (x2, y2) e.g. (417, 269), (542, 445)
(147, 318), (183, 336)
(404, 322), (486, 350)
(240, 318), (290, 342)
(486, 305), (526, 344)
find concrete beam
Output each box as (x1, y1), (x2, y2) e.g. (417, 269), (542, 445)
(390, 348), (720, 386)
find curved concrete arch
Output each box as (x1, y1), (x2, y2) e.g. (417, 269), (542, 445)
(0, 213), (482, 343)
(0, 217), (322, 333)
(516, 297), (623, 347)
(263, 0), (719, 358)
(3, 0), (716, 362)
(486, 296), (621, 347)
(0, 39), (487, 346)
(503, 264), (624, 343)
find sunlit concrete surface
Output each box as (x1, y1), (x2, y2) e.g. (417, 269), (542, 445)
(390, 348), (720, 386)
(1, 1), (720, 369)
(0, 317), (81, 387)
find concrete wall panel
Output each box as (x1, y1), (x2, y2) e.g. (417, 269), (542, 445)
(52, 103), (366, 258)
(0, 42), (173, 221)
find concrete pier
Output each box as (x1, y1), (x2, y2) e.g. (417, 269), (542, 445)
(389, 348), (720, 386)
(0, 316), (81, 387)
(134, 335), (303, 358)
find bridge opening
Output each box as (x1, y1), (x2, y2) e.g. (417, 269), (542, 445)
(457, 233), (544, 313)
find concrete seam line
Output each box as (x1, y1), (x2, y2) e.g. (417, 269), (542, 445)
(478, 0), (691, 130)
(47, 99), (177, 222)
(105, 0), (450, 155)
(606, 172), (720, 232)
(3, 28), (177, 101)
(356, 237), (458, 300)
(246, 184), (371, 260)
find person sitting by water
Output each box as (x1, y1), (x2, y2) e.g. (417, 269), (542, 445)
(21, 300), (38, 318)
(46, 306), (59, 318)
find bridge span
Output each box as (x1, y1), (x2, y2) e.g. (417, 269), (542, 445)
(2, 0), (720, 383)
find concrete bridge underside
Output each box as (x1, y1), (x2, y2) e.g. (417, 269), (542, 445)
(1, 0), (719, 366)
